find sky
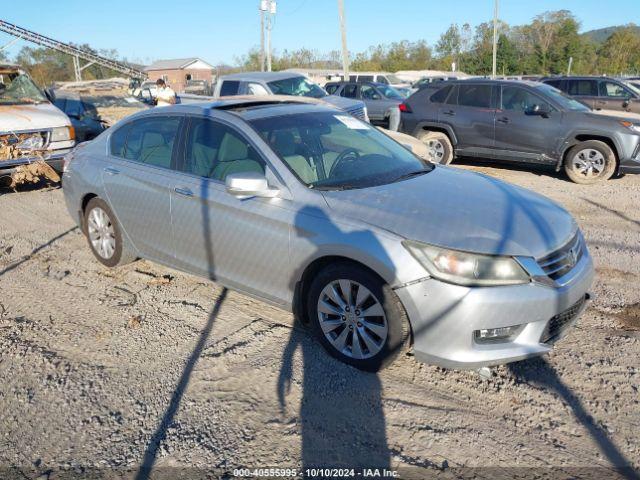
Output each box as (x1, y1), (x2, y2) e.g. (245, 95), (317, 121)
(1, 0), (639, 67)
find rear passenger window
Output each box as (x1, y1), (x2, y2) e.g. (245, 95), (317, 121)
(183, 118), (265, 181)
(110, 123), (131, 158)
(545, 79), (562, 89)
(220, 80), (240, 96)
(567, 80), (597, 96)
(430, 85), (452, 103)
(457, 84), (492, 108)
(122, 117), (181, 169)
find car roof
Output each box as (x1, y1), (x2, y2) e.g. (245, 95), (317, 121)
(219, 71), (303, 82)
(441, 78), (547, 88)
(542, 76), (620, 81)
(125, 96), (337, 121)
(327, 81), (387, 87)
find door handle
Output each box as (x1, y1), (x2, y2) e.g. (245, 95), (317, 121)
(442, 110), (456, 116)
(174, 187), (194, 197)
(103, 167), (120, 175)
(497, 117), (510, 124)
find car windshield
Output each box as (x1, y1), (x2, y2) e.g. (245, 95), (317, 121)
(267, 76), (327, 98)
(378, 85), (404, 100)
(83, 95), (145, 108)
(249, 111), (433, 190)
(537, 84), (590, 111)
(0, 71), (48, 105)
(623, 81), (640, 96)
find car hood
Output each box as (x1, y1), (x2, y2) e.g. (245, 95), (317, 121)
(321, 95), (365, 111)
(0, 102), (71, 133)
(322, 166), (576, 259)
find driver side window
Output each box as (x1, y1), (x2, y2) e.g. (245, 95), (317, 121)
(599, 81), (632, 98)
(501, 86), (550, 112)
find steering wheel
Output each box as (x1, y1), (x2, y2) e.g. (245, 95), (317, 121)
(329, 148), (361, 177)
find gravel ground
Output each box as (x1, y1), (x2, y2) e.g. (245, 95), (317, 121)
(0, 162), (638, 480)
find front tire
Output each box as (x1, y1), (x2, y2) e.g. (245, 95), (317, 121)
(307, 263), (410, 372)
(416, 131), (454, 165)
(564, 140), (616, 184)
(84, 198), (136, 267)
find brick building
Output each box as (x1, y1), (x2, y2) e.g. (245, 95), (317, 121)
(144, 58), (215, 93)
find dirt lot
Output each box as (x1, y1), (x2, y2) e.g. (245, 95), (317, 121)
(0, 162), (638, 479)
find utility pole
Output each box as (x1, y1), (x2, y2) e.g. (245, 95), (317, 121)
(259, 1), (266, 71)
(265, 0), (276, 72)
(337, 0), (350, 80)
(567, 56), (573, 76)
(492, 0), (498, 78)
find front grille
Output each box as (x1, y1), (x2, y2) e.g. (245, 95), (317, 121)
(540, 295), (587, 344)
(347, 105), (366, 121)
(537, 232), (584, 281)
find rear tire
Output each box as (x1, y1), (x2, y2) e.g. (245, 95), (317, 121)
(564, 140), (616, 184)
(307, 262), (410, 372)
(84, 198), (136, 268)
(417, 131), (453, 165)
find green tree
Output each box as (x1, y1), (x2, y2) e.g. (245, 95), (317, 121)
(597, 25), (640, 75)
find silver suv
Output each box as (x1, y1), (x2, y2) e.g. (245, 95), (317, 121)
(62, 98), (593, 371)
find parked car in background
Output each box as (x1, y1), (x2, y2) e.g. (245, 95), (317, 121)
(0, 64), (75, 178)
(400, 79), (640, 183)
(52, 92), (106, 142)
(541, 76), (640, 114)
(63, 97), (593, 371)
(413, 76), (460, 89)
(347, 72), (410, 88)
(51, 79), (149, 142)
(325, 81), (403, 128)
(213, 72), (368, 122)
(184, 79), (211, 96)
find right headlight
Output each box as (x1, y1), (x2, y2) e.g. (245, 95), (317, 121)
(403, 240), (530, 287)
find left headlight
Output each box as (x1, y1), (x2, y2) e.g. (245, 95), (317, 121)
(403, 240), (530, 287)
(50, 126), (75, 142)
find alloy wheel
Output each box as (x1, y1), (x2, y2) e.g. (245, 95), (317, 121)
(426, 139), (445, 163)
(317, 279), (388, 360)
(87, 207), (116, 260)
(571, 148), (605, 179)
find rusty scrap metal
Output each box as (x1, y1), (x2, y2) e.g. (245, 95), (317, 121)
(1, 132), (60, 187)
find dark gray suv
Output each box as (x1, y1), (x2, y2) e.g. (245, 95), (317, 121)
(400, 79), (640, 184)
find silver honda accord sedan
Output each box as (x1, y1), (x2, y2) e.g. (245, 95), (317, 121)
(62, 98), (594, 371)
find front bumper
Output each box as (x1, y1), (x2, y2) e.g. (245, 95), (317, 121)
(0, 149), (72, 176)
(395, 251), (594, 370)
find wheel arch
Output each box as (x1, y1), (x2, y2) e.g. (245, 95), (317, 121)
(414, 122), (457, 145)
(293, 255), (391, 325)
(562, 134), (621, 169)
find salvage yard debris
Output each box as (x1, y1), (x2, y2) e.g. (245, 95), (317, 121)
(1, 132), (60, 187)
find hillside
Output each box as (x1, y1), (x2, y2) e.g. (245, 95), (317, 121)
(582, 25), (640, 44)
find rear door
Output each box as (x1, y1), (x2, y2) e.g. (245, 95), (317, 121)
(102, 115), (183, 265)
(439, 83), (496, 153)
(566, 79), (598, 109)
(494, 85), (561, 163)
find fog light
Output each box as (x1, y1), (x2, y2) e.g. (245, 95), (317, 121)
(474, 325), (524, 343)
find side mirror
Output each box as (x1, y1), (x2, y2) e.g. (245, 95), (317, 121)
(526, 104), (550, 118)
(225, 171), (279, 199)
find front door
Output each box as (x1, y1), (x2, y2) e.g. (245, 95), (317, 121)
(494, 85), (562, 163)
(170, 116), (293, 304)
(598, 80), (640, 113)
(102, 115), (183, 265)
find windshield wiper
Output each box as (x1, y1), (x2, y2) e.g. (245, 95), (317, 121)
(392, 169), (432, 183)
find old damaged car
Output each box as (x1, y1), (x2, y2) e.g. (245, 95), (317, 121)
(62, 98), (594, 372)
(0, 64), (75, 186)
